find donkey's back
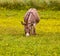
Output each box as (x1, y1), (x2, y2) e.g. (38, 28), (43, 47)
(24, 8), (40, 24)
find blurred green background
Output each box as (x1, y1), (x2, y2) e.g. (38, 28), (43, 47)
(0, 0), (60, 10)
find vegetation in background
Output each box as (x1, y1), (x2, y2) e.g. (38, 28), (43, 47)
(0, 0), (60, 10)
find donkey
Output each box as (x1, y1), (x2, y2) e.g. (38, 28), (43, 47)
(21, 8), (40, 36)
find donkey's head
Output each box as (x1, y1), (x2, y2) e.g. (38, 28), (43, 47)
(21, 21), (33, 36)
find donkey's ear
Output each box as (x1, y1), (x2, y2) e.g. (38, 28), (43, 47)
(21, 21), (26, 25)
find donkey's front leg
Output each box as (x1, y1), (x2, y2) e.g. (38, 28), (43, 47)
(31, 25), (36, 35)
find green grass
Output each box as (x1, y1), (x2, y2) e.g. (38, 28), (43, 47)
(0, 9), (60, 56)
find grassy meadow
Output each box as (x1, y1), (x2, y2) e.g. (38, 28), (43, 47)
(0, 9), (60, 56)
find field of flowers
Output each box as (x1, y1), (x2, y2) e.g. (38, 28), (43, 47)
(0, 9), (60, 56)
